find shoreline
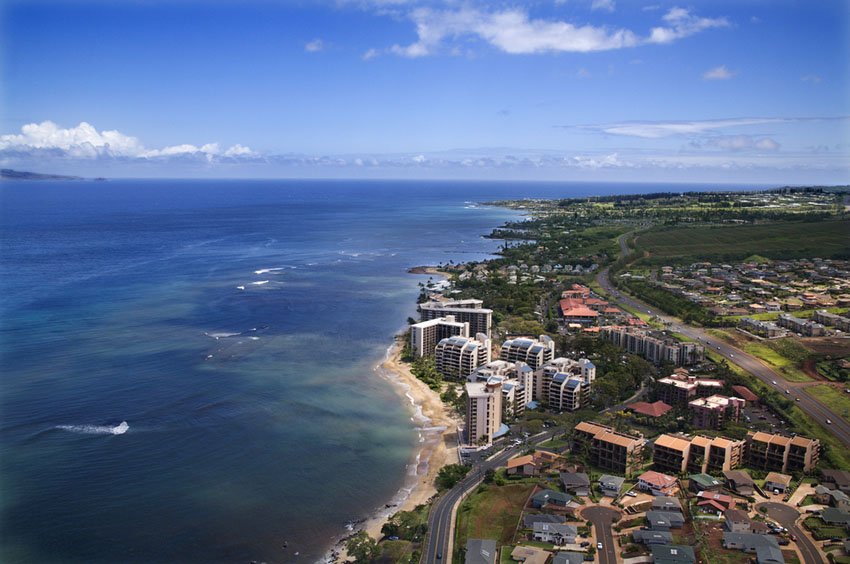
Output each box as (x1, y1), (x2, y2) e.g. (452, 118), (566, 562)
(327, 271), (462, 562)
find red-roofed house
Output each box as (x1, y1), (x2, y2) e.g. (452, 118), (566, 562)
(560, 303), (600, 325)
(696, 491), (735, 513)
(637, 471), (678, 496)
(628, 400), (673, 418)
(731, 386), (759, 404)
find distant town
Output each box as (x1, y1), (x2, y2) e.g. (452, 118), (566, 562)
(346, 187), (850, 564)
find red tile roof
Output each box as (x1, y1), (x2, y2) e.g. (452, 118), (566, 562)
(731, 386), (758, 402)
(628, 400), (673, 418)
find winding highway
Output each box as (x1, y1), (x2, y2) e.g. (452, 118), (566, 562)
(595, 232), (850, 448)
(422, 432), (555, 563)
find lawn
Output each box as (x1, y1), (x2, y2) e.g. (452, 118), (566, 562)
(739, 340), (812, 382)
(635, 219), (850, 261)
(536, 438), (569, 451)
(805, 385), (850, 422)
(454, 483), (536, 555)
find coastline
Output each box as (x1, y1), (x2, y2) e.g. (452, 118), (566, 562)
(328, 270), (461, 562)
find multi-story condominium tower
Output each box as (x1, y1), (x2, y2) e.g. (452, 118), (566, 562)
(746, 431), (820, 473)
(655, 370), (723, 406)
(572, 421), (645, 476)
(434, 333), (491, 379)
(777, 314), (825, 337)
(688, 395), (745, 429)
(600, 326), (704, 366)
(500, 335), (555, 370)
(465, 378), (503, 445)
(409, 315), (469, 357)
(536, 357), (597, 411)
(653, 434), (745, 475)
(419, 299), (493, 337)
(468, 361), (533, 419)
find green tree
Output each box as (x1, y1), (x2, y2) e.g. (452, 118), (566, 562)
(346, 531), (379, 564)
(436, 464), (471, 490)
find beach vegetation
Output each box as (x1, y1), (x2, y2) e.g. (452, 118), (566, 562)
(346, 530), (380, 564)
(436, 464), (471, 490)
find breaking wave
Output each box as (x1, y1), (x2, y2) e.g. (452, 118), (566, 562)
(55, 421), (129, 435)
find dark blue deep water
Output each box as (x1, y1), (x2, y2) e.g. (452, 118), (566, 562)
(0, 179), (760, 563)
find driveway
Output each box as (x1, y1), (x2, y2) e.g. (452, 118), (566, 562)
(757, 502), (823, 564)
(582, 506), (621, 564)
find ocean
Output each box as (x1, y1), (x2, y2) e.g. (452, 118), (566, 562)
(0, 179), (760, 563)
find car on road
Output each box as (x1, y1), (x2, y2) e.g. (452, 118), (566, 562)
(772, 380), (777, 385)
(796, 398), (800, 402)
(827, 419), (832, 425)
(597, 542), (603, 549)
(436, 551), (442, 559)
(785, 389), (790, 394)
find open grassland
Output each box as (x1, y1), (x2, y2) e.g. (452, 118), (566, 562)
(635, 219), (850, 261)
(805, 385), (850, 423)
(454, 484), (535, 554)
(708, 330), (812, 382)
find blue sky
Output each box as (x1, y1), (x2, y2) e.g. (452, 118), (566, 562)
(1, 0), (848, 183)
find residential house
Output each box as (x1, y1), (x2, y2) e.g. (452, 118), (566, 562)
(724, 469), (756, 497)
(696, 491), (735, 514)
(507, 455), (538, 477)
(690, 473), (723, 493)
(560, 472), (590, 497)
(637, 470), (678, 496)
(815, 486), (850, 511)
(725, 509), (752, 533)
(764, 472), (792, 494)
(646, 511), (685, 530)
(722, 533), (780, 553)
(650, 544), (696, 564)
(632, 530), (673, 545)
(510, 545), (551, 564)
(651, 496), (683, 513)
(755, 546), (786, 564)
(465, 539), (498, 564)
(821, 507), (850, 527)
(627, 400), (673, 418)
(523, 514), (564, 528)
(599, 474), (625, 497)
(552, 552), (585, 564)
(532, 522), (577, 545)
(531, 489), (571, 509)
(821, 469), (850, 494)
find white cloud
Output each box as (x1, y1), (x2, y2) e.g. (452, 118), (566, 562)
(304, 38), (325, 52)
(591, 0), (615, 13)
(362, 48), (381, 60)
(703, 65), (735, 80)
(0, 121), (256, 162)
(577, 117), (786, 139)
(801, 74), (822, 83)
(693, 135), (781, 152)
(648, 7), (729, 44)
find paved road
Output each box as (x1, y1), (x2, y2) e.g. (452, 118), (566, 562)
(595, 264), (850, 449)
(581, 506), (620, 564)
(422, 432), (556, 563)
(757, 502), (823, 564)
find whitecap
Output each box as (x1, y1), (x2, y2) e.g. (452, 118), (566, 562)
(253, 267), (286, 275)
(205, 332), (240, 339)
(56, 421), (129, 435)
(251, 280), (270, 286)
(236, 285), (245, 291)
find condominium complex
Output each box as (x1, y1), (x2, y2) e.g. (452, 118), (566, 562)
(466, 378), (503, 445)
(813, 310), (850, 332)
(419, 299), (493, 338)
(536, 357), (597, 412)
(655, 369), (723, 406)
(409, 315), (469, 357)
(738, 317), (783, 338)
(600, 326), (705, 366)
(746, 431), (821, 473)
(653, 434), (745, 475)
(434, 333), (491, 379)
(469, 360), (534, 419)
(572, 421), (646, 476)
(777, 313), (825, 337)
(500, 335), (555, 370)
(688, 395), (745, 429)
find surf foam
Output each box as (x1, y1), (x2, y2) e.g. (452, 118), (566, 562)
(56, 421), (129, 435)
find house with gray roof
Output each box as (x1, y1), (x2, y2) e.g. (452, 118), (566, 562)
(821, 469), (850, 493)
(532, 522), (577, 545)
(560, 472), (590, 496)
(552, 552), (585, 564)
(724, 509), (751, 533)
(523, 513), (564, 529)
(723, 469), (755, 496)
(650, 544), (696, 564)
(531, 489), (572, 509)
(632, 529), (673, 545)
(755, 545), (785, 564)
(651, 496), (683, 513)
(465, 539), (498, 564)
(821, 507), (850, 526)
(599, 474), (625, 497)
(646, 510), (685, 530)
(722, 532), (780, 553)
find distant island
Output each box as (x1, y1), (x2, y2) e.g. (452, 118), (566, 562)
(1, 169), (88, 181)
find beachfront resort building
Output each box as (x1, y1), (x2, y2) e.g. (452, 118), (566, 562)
(466, 378), (503, 445)
(600, 326), (704, 366)
(572, 421), (646, 476)
(535, 357), (597, 411)
(468, 360), (534, 419)
(746, 431), (821, 473)
(653, 434), (745, 475)
(409, 315), (469, 357)
(500, 335), (555, 370)
(434, 333), (491, 379)
(419, 299), (493, 338)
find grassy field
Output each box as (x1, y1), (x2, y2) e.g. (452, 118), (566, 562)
(708, 330), (812, 382)
(454, 483), (535, 557)
(805, 385), (850, 422)
(635, 219), (850, 261)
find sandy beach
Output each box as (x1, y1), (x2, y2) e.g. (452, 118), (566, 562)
(330, 338), (462, 562)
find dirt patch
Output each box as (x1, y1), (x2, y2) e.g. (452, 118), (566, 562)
(802, 358), (824, 381)
(799, 337), (850, 357)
